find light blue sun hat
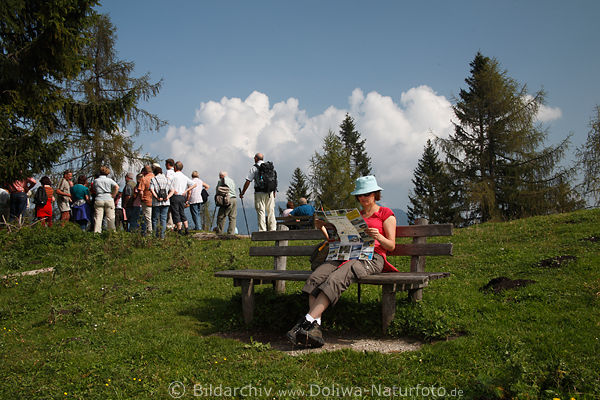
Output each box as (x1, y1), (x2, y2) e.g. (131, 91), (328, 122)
(351, 175), (384, 195)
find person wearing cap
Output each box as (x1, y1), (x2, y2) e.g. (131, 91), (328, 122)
(286, 175), (397, 348)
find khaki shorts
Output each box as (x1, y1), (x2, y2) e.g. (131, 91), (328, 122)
(302, 253), (384, 305)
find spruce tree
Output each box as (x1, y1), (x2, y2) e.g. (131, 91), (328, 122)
(310, 131), (354, 209)
(439, 52), (576, 223)
(407, 140), (462, 224)
(0, 0), (98, 184)
(577, 105), (600, 206)
(338, 113), (372, 178)
(60, 14), (164, 178)
(286, 167), (312, 205)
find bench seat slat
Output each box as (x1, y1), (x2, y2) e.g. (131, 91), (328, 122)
(215, 269), (449, 285)
(215, 269), (311, 281)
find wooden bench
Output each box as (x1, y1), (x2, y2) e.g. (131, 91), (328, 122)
(215, 219), (452, 332)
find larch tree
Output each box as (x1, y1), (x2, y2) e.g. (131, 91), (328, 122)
(60, 14), (165, 179)
(577, 105), (600, 206)
(438, 52), (577, 224)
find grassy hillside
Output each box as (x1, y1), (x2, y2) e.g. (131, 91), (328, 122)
(1, 209), (598, 399)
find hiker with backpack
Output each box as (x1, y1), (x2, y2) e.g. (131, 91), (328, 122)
(34, 176), (54, 227)
(150, 166), (174, 239)
(189, 170), (210, 231)
(215, 171), (237, 235)
(240, 153), (277, 232)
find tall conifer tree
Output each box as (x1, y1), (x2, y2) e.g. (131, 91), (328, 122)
(338, 113), (371, 179)
(408, 140), (462, 224)
(0, 0), (98, 184)
(310, 131), (354, 209)
(439, 52), (576, 223)
(60, 14), (164, 178)
(577, 105), (600, 206)
(286, 167), (311, 205)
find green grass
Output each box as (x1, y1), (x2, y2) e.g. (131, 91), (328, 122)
(1, 209), (599, 399)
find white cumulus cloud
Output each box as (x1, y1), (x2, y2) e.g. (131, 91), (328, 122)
(153, 87), (455, 209)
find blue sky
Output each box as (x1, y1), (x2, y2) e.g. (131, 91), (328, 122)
(100, 0), (599, 210)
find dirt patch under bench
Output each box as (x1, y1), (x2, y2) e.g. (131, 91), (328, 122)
(215, 331), (423, 355)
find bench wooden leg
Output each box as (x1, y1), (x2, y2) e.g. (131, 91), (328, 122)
(381, 284), (396, 334)
(273, 256), (286, 294)
(240, 279), (255, 324)
(408, 287), (423, 302)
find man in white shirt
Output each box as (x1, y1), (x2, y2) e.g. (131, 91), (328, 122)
(92, 166), (119, 233)
(240, 153), (276, 231)
(164, 158), (176, 230)
(170, 161), (196, 235)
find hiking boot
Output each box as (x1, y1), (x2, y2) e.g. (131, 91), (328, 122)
(299, 321), (325, 348)
(286, 317), (311, 345)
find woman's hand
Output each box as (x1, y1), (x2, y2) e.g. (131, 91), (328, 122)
(365, 227), (381, 240)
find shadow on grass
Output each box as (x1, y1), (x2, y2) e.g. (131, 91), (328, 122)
(180, 286), (386, 337)
(179, 288), (430, 355)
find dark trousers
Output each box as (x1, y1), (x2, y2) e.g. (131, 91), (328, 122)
(126, 206), (142, 232)
(9, 192), (28, 221)
(169, 195), (187, 225)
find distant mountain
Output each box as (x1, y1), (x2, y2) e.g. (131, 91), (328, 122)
(391, 208), (409, 225)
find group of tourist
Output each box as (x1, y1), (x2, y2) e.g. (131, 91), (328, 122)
(0, 159), (212, 238)
(1, 152), (308, 236)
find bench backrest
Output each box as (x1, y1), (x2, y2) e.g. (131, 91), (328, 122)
(275, 215), (314, 229)
(250, 223), (453, 259)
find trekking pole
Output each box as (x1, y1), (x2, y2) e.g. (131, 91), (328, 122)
(210, 203), (217, 230)
(239, 188), (250, 235)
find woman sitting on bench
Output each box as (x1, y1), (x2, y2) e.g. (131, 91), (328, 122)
(286, 175), (397, 348)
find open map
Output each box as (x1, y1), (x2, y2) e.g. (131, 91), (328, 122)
(315, 208), (375, 261)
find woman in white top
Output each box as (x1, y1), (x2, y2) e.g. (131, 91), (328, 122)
(92, 166), (119, 233)
(188, 171), (210, 230)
